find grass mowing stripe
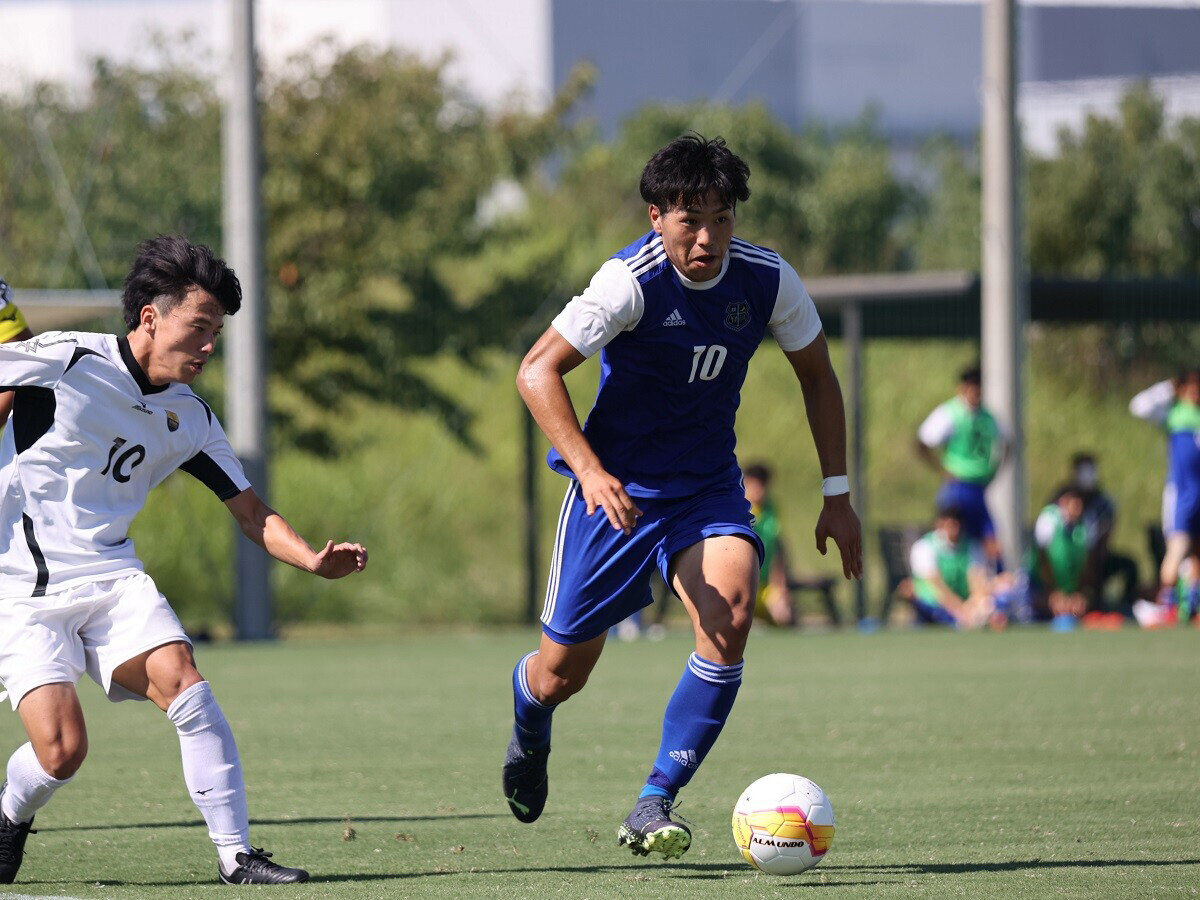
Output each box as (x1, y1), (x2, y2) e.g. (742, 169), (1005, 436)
(1, 627), (1196, 898)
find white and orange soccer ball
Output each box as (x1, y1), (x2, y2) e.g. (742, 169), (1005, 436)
(731, 773), (836, 875)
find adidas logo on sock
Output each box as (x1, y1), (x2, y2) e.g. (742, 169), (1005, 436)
(663, 309), (686, 327)
(668, 749), (698, 768)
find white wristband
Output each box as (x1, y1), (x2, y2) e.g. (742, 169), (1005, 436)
(822, 475), (850, 497)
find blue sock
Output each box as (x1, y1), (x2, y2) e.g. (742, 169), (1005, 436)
(640, 653), (743, 801)
(512, 651), (556, 750)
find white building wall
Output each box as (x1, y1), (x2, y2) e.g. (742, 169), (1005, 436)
(0, 0), (552, 106)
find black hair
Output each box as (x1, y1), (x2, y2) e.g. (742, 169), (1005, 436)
(1058, 485), (1083, 501)
(935, 504), (965, 523)
(959, 366), (982, 386)
(122, 235), (242, 332)
(1177, 367), (1200, 385)
(743, 462), (772, 484)
(1071, 451), (1095, 467)
(639, 134), (751, 212)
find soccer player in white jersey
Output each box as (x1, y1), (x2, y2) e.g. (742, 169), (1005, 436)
(503, 135), (862, 858)
(0, 237), (367, 885)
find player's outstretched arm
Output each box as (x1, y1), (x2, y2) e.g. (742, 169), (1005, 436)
(517, 326), (643, 534)
(783, 333), (863, 580)
(224, 488), (367, 579)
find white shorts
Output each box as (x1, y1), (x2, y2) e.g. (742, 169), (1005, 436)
(0, 571), (191, 710)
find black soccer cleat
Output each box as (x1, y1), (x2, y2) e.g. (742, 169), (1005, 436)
(502, 733), (550, 823)
(0, 782), (37, 884)
(218, 848), (309, 884)
(617, 795), (691, 860)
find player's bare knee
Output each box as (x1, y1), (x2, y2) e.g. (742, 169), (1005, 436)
(155, 667), (205, 709)
(38, 733), (88, 780)
(535, 667), (588, 704)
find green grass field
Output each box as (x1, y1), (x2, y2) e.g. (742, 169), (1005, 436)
(2, 627), (1197, 899)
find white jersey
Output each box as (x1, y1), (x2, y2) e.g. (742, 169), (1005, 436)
(0, 331), (249, 597)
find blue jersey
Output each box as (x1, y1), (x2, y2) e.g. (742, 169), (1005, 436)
(547, 232), (821, 498)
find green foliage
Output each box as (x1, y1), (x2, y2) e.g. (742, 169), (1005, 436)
(0, 57), (222, 289)
(4, 48), (1198, 626)
(259, 48), (589, 454)
(520, 103), (909, 287)
(905, 135), (982, 271)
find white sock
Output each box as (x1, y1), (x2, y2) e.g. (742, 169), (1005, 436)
(3, 742), (72, 824)
(166, 681), (251, 872)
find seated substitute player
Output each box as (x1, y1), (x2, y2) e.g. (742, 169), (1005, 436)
(1022, 486), (1090, 624)
(908, 505), (1007, 629)
(0, 237), (367, 886)
(503, 135), (862, 859)
(0, 276), (35, 422)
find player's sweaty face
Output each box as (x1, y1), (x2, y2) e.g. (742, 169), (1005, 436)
(650, 191), (735, 282)
(152, 290), (225, 385)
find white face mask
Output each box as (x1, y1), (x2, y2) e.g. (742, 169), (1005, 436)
(1074, 463), (1098, 490)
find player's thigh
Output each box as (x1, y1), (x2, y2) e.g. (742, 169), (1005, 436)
(0, 593), (89, 713)
(540, 480), (664, 644)
(17, 682), (88, 775)
(83, 573), (197, 710)
(669, 535), (759, 662)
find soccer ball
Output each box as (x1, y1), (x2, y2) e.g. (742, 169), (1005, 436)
(731, 773), (835, 875)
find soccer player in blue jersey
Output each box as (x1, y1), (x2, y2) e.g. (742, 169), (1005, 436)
(502, 135), (862, 859)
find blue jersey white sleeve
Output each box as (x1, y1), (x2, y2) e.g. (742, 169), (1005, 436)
(1129, 380), (1174, 425)
(551, 259), (643, 357)
(547, 233), (822, 498)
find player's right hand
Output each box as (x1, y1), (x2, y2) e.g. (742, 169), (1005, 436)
(579, 469), (643, 535)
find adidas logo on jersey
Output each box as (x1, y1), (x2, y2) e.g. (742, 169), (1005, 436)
(663, 309), (686, 327)
(668, 749), (698, 768)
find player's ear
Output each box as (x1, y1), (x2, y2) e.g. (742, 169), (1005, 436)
(139, 301), (158, 335)
(649, 204), (664, 234)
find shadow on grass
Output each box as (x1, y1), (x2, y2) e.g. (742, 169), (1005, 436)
(45, 813), (505, 832)
(30, 857), (1200, 889)
(821, 858), (1200, 875)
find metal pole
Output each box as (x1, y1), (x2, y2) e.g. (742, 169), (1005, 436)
(981, 0), (1026, 565)
(223, 0), (271, 640)
(843, 301), (867, 624)
(523, 404), (540, 625)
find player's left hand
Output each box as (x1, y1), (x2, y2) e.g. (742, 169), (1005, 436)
(815, 494), (863, 580)
(311, 541), (368, 579)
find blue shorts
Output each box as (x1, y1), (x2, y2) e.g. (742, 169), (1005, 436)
(912, 599), (957, 626)
(1164, 481), (1200, 537)
(936, 480), (994, 541)
(540, 480), (765, 644)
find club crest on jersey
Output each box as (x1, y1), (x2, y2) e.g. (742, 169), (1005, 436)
(724, 300), (751, 331)
(166, 411), (180, 433)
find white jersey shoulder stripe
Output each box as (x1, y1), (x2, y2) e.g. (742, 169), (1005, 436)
(623, 236), (664, 270)
(729, 250), (780, 270)
(730, 238), (779, 263)
(630, 249), (668, 279)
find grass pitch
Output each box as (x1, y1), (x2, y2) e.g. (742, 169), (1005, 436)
(2, 626), (1197, 899)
